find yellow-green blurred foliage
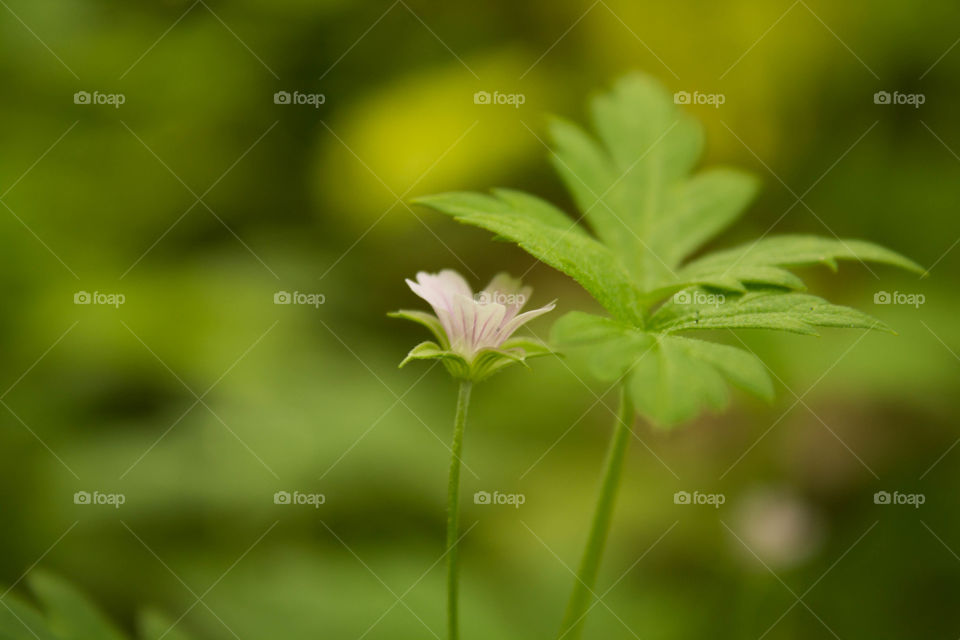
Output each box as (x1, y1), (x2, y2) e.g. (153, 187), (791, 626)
(0, 0), (956, 638)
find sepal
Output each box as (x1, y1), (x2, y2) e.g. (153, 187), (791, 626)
(397, 339), (557, 382)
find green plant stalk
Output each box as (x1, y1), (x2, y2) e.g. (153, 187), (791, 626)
(557, 386), (634, 640)
(446, 380), (472, 640)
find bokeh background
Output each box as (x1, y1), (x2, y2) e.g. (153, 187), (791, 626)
(0, 0), (957, 638)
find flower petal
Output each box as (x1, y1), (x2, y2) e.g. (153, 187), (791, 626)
(399, 269), (553, 375)
(406, 269), (473, 342)
(481, 272), (532, 323)
(449, 293), (506, 355)
(406, 269), (473, 315)
(471, 298), (507, 351)
(447, 293), (476, 354)
(494, 300), (557, 343)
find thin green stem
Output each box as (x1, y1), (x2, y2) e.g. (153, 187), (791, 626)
(557, 385), (634, 640)
(446, 380), (472, 640)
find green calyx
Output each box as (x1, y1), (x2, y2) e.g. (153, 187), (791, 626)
(389, 310), (555, 382)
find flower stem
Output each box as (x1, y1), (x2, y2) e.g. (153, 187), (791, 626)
(557, 385), (634, 640)
(446, 380), (472, 640)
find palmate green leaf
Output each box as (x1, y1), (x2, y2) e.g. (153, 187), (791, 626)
(549, 74), (757, 290)
(630, 336), (729, 426)
(415, 74), (763, 315)
(414, 72), (921, 427)
(642, 265), (806, 304)
(629, 335), (773, 427)
(550, 311), (637, 346)
(650, 168), (760, 269)
(551, 311), (654, 381)
(649, 291), (893, 335)
(649, 235), (924, 299)
(682, 234), (926, 277)
(676, 337), (774, 402)
(412, 190), (643, 322)
(552, 313), (773, 419)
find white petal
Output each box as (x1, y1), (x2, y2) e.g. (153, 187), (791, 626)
(494, 300), (556, 343)
(447, 293), (476, 354)
(406, 269), (473, 316)
(447, 294), (508, 357)
(472, 301), (507, 351)
(434, 269), (473, 295)
(481, 272), (531, 323)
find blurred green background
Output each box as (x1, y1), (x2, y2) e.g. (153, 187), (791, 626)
(0, 0), (957, 638)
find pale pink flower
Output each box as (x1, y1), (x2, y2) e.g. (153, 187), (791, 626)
(404, 269), (555, 361)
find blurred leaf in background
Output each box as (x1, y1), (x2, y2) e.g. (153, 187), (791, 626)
(0, 0), (957, 638)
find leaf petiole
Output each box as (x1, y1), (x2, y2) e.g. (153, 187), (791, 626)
(558, 385), (634, 640)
